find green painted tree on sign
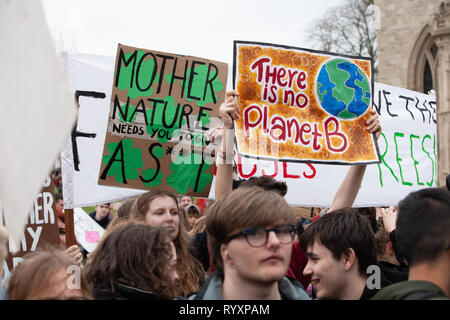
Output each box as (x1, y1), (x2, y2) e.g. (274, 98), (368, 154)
(140, 144), (164, 188)
(145, 95), (186, 143)
(101, 139), (143, 184)
(166, 151), (213, 194)
(117, 103), (138, 123)
(116, 50), (159, 99)
(165, 64), (224, 107)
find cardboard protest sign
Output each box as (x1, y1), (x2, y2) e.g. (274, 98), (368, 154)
(233, 41), (380, 164)
(73, 208), (105, 253)
(0, 0), (77, 251)
(98, 44), (228, 197)
(236, 82), (437, 207)
(1, 177), (60, 273)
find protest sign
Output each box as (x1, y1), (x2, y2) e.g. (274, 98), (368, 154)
(233, 41), (380, 164)
(73, 208), (105, 253)
(0, 0), (77, 251)
(97, 44), (228, 197)
(0, 176), (60, 273)
(61, 53), (146, 209)
(237, 82), (437, 207)
(62, 53), (436, 208)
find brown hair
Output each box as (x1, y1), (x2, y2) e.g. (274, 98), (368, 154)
(117, 197), (136, 219)
(206, 186), (295, 270)
(107, 197), (136, 229)
(85, 222), (177, 299)
(238, 176), (288, 196)
(6, 246), (92, 300)
(375, 225), (391, 257)
(187, 215), (207, 238)
(129, 190), (204, 296)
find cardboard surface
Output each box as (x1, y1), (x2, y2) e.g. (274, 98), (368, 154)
(98, 44), (228, 197)
(1, 177), (60, 272)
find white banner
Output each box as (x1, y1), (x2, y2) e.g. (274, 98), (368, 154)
(62, 53), (436, 208)
(61, 53), (145, 209)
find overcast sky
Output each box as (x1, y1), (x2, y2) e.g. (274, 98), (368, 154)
(41, 0), (344, 64)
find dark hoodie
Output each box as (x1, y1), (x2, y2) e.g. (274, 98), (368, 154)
(372, 280), (448, 300)
(93, 283), (159, 300)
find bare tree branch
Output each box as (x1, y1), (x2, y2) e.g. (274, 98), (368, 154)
(306, 0), (378, 76)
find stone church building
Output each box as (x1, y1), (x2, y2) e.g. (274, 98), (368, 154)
(375, 0), (449, 186)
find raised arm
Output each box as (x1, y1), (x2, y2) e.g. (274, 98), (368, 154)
(0, 226), (8, 283)
(214, 90), (239, 200)
(329, 109), (382, 212)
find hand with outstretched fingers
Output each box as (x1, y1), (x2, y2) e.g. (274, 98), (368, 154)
(381, 206), (398, 233)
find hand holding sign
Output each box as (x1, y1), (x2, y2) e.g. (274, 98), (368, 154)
(381, 206), (398, 233)
(366, 109), (382, 139)
(64, 244), (82, 267)
(219, 90), (240, 129)
(0, 226), (8, 280)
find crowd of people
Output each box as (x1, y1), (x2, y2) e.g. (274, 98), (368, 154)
(0, 91), (449, 301)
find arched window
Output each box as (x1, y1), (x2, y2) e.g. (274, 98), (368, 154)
(407, 25), (436, 93)
(423, 59), (433, 94)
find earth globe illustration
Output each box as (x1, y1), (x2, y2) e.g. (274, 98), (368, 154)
(316, 58), (371, 119)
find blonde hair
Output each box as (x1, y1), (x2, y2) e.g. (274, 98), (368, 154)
(290, 206), (312, 220)
(6, 246), (92, 300)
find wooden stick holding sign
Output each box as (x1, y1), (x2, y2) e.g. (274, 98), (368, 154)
(64, 208), (77, 248)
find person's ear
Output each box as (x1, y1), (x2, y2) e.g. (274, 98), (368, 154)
(386, 241), (394, 255)
(342, 248), (356, 271)
(221, 244), (234, 267)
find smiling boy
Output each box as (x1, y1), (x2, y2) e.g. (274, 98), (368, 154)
(300, 208), (378, 300)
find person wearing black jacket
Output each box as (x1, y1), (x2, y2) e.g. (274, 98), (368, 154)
(89, 203), (112, 229)
(375, 223), (408, 287)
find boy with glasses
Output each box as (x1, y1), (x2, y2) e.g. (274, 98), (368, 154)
(189, 187), (310, 300)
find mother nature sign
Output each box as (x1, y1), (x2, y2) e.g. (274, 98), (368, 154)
(98, 44), (228, 197)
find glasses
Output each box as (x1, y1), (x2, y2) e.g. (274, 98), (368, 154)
(227, 224), (297, 247)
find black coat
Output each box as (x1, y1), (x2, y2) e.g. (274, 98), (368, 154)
(190, 231), (210, 271)
(93, 283), (159, 300)
(89, 211), (111, 229)
(379, 261), (409, 287)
